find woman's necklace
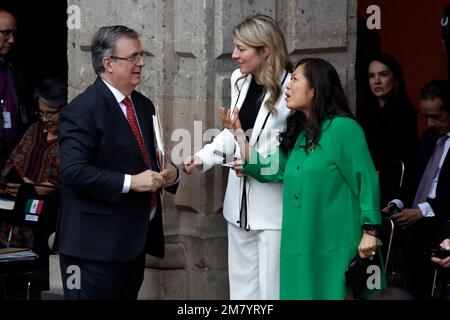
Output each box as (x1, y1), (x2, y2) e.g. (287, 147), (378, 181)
(307, 138), (315, 152)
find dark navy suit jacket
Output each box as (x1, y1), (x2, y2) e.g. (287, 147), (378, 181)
(402, 128), (450, 227)
(54, 77), (177, 261)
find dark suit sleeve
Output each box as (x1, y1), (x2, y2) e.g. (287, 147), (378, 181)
(427, 170), (450, 222)
(400, 129), (450, 221)
(427, 198), (448, 218)
(59, 100), (124, 203)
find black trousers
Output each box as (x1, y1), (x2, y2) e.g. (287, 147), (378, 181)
(400, 219), (440, 299)
(59, 253), (145, 300)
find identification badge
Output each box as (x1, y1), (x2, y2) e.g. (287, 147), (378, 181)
(2, 111), (11, 129)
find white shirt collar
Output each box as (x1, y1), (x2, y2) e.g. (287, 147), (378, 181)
(101, 78), (129, 103)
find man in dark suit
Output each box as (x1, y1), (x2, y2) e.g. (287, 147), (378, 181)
(384, 79), (450, 298)
(55, 25), (179, 300)
(0, 9), (33, 169)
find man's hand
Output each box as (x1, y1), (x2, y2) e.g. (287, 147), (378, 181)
(161, 162), (178, 188)
(381, 205), (391, 214)
(34, 181), (56, 196)
(182, 155), (203, 174)
(5, 182), (21, 197)
(391, 208), (423, 229)
(131, 170), (165, 192)
(22, 177), (34, 184)
(431, 239), (450, 268)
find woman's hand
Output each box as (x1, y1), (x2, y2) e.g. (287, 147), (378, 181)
(219, 107), (250, 163)
(219, 107), (242, 133)
(182, 155), (203, 174)
(232, 159), (247, 177)
(358, 232), (380, 259)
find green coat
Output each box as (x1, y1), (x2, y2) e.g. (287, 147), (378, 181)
(242, 117), (384, 299)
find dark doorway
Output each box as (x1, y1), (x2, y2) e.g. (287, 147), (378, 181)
(356, 0), (450, 135)
(1, 0), (68, 90)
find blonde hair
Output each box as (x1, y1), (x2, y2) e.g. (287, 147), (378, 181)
(233, 14), (292, 114)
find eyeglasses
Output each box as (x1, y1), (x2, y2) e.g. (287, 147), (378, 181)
(110, 52), (145, 64)
(36, 111), (60, 120)
(0, 29), (17, 39)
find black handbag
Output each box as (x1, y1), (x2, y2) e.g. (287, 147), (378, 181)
(345, 254), (381, 298)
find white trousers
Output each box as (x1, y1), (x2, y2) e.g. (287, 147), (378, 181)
(227, 223), (281, 300)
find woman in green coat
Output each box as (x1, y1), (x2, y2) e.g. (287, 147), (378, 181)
(221, 58), (385, 299)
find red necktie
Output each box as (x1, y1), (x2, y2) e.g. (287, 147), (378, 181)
(122, 97), (157, 212)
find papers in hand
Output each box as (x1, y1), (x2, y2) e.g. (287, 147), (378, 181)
(218, 136), (243, 167)
(0, 195), (15, 210)
(0, 247), (39, 262)
(153, 105), (165, 170)
(221, 160), (244, 168)
(221, 162), (235, 168)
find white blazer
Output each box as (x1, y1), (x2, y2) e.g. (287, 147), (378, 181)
(196, 69), (291, 230)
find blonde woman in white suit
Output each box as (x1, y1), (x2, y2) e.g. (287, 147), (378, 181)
(183, 15), (292, 299)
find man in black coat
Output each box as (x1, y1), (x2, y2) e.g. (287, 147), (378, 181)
(54, 25), (179, 300)
(384, 80), (450, 298)
(0, 9), (33, 169)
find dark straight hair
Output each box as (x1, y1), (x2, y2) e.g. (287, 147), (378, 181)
(367, 53), (415, 112)
(279, 58), (353, 154)
(34, 78), (68, 109)
(420, 79), (450, 113)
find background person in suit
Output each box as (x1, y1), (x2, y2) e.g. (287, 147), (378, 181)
(54, 25), (179, 300)
(384, 79), (450, 298)
(183, 15), (292, 299)
(0, 9), (34, 169)
(0, 78), (66, 300)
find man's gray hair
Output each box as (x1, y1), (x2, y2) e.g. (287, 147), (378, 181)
(91, 25), (139, 74)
